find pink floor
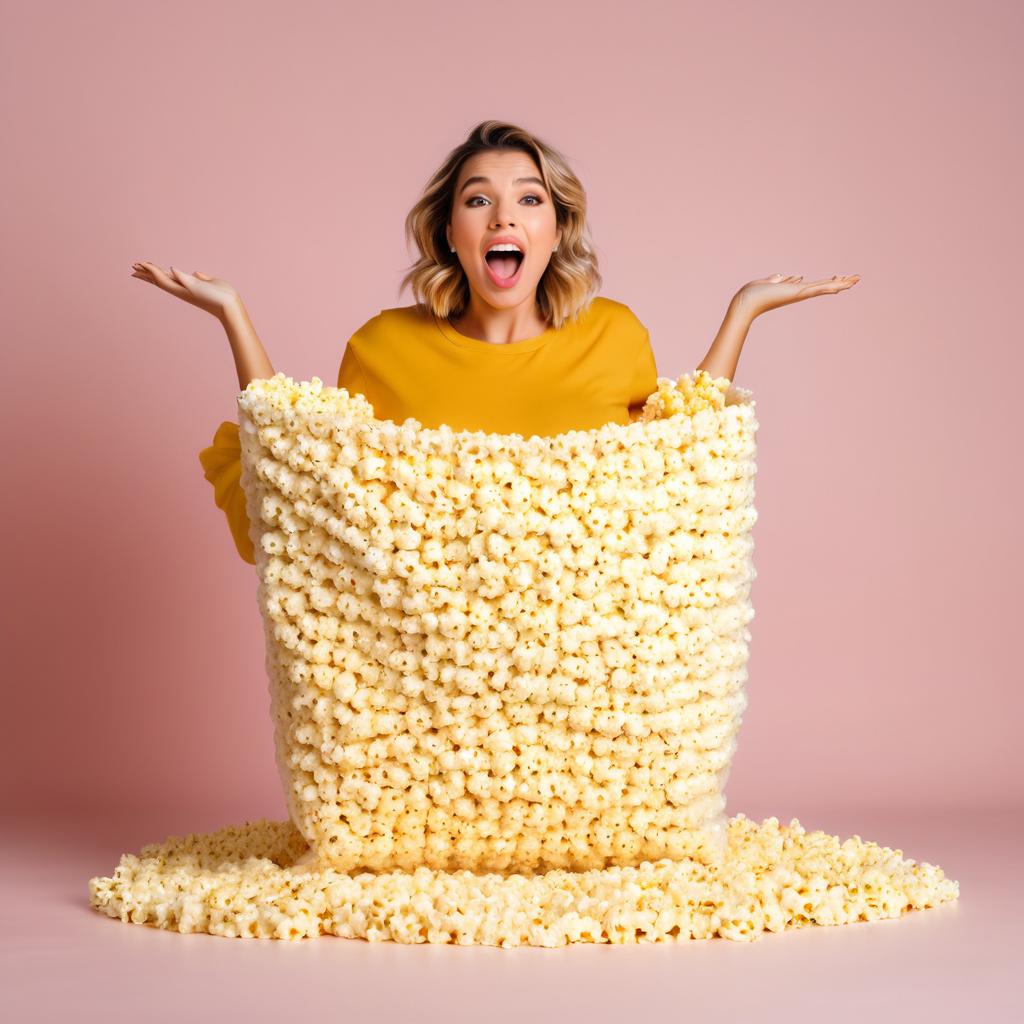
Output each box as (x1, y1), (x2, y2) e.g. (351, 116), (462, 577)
(3, 799), (1019, 1023)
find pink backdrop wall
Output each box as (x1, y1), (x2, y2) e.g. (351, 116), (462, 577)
(2, 0), (1019, 825)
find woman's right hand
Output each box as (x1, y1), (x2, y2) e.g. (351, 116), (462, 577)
(130, 261), (241, 321)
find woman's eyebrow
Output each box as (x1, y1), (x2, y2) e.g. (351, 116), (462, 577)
(458, 175), (547, 195)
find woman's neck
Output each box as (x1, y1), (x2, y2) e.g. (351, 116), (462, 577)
(449, 297), (550, 345)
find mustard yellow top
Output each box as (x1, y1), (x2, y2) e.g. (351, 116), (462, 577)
(199, 295), (659, 565)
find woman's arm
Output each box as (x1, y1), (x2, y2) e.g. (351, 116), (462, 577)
(696, 295), (753, 383)
(200, 294), (275, 564)
(196, 299), (274, 566)
(129, 260), (278, 564)
(221, 296), (275, 390)
(697, 273), (861, 383)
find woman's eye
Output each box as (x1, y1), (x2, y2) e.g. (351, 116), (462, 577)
(467, 194), (544, 207)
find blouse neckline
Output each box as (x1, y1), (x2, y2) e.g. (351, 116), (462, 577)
(432, 308), (573, 354)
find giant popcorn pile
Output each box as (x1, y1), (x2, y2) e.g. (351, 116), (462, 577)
(88, 371), (959, 944)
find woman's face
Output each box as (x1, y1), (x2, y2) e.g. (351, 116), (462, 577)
(446, 150), (562, 310)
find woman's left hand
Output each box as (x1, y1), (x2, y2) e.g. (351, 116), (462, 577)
(735, 273), (860, 318)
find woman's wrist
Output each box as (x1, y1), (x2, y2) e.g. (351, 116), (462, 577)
(729, 287), (761, 323)
(218, 293), (248, 327)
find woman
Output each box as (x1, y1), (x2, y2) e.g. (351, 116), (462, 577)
(130, 119), (858, 565)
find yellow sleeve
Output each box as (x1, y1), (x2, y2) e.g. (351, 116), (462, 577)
(627, 328), (658, 422)
(198, 419), (256, 565)
(337, 340), (368, 394)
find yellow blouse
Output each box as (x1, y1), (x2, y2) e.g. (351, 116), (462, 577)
(199, 295), (659, 565)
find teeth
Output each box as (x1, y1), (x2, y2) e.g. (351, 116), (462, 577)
(487, 243), (523, 254)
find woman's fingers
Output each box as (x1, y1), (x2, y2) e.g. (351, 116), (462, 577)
(130, 262), (157, 283)
(134, 261), (189, 297)
(804, 275), (860, 295)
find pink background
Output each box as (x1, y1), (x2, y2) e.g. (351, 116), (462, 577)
(2, 0), (1020, 1015)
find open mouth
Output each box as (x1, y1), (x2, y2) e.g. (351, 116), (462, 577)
(483, 250), (525, 288)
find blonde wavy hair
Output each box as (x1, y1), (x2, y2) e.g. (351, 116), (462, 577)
(399, 120), (603, 330)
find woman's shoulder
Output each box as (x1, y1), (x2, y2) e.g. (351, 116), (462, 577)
(582, 295), (647, 328)
(571, 296), (649, 350)
(345, 303), (435, 345)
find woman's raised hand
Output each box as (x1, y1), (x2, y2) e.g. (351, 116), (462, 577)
(130, 261), (241, 320)
(735, 273), (861, 318)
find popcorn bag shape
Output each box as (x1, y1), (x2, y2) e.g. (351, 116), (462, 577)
(88, 370), (960, 943)
(236, 370), (759, 875)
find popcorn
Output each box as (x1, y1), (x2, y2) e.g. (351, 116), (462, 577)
(87, 814), (958, 945)
(88, 370), (959, 942)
